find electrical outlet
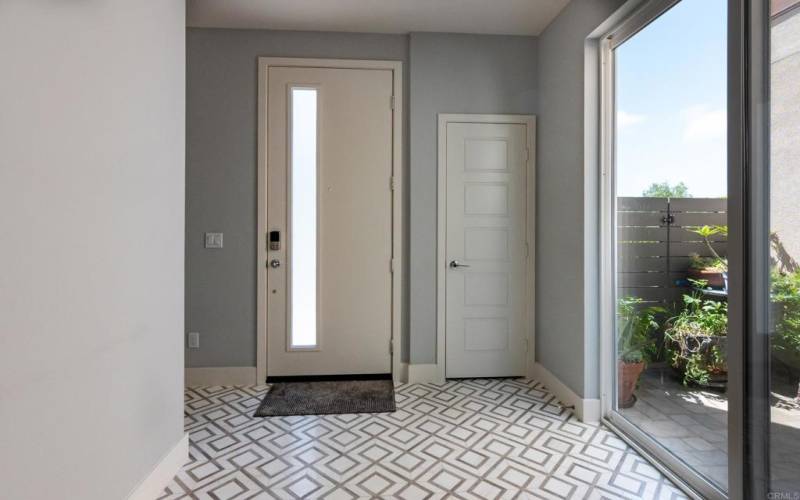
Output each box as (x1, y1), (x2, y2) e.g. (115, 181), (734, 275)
(187, 332), (200, 349)
(205, 232), (223, 248)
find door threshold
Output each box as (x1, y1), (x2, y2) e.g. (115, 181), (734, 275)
(266, 373), (392, 383)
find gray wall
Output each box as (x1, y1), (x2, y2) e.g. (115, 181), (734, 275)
(186, 29), (409, 367)
(0, 1), (185, 498)
(186, 29), (538, 368)
(535, 0), (624, 398)
(408, 33), (539, 363)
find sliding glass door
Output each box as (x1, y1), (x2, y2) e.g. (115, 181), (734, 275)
(602, 0), (730, 497)
(724, 0), (800, 497)
(602, 0), (800, 498)
(760, 0), (800, 495)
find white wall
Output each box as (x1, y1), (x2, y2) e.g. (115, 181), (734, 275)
(0, 1), (186, 498)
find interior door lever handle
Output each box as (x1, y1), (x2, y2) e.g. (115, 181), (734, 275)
(449, 260), (470, 269)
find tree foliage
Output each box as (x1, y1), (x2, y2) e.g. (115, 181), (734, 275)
(642, 181), (692, 198)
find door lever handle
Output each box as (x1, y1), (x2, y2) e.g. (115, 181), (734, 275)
(449, 260), (470, 269)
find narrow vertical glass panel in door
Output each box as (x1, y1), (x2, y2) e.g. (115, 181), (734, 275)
(290, 87), (318, 348)
(613, 0), (729, 492)
(769, 2), (800, 493)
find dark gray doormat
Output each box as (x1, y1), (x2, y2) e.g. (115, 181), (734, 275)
(254, 379), (396, 417)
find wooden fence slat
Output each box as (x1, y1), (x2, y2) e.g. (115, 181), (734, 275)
(619, 242), (668, 258)
(672, 212), (728, 227)
(664, 256), (692, 271)
(669, 197), (727, 213)
(617, 197), (669, 212)
(618, 211), (666, 226)
(669, 227), (728, 243)
(618, 272), (667, 287)
(616, 287), (685, 304)
(618, 272), (688, 287)
(617, 227), (668, 242)
(618, 273), (678, 288)
(669, 241), (728, 257)
(617, 256), (668, 272)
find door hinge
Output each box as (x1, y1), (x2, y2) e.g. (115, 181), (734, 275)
(390, 176), (396, 191)
(389, 339), (394, 355)
(525, 148), (530, 162)
(390, 95), (395, 110)
(525, 242), (530, 257)
(390, 258), (396, 274)
(524, 339), (529, 353)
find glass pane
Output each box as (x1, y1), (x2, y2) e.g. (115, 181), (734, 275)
(290, 88), (318, 348)
(613, 0), (729, 491)
(769, 3), (800, 494)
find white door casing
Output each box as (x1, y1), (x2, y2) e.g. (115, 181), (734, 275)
(257, 60), (402, 379)
(438, 115), (535, 379)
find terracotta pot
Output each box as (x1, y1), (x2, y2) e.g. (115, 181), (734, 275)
(687, 268), (725, 288)
(618, 361), (645, 409)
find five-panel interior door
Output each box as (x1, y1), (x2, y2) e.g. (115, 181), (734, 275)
(444, 121), (529, 378)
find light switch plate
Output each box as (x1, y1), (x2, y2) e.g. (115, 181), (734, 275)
(187, 332), (200, 349)
(205, 232), (223, 248)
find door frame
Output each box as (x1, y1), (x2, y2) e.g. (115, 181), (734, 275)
(256, 57), (404, 384)
(435, 113), (536, 382)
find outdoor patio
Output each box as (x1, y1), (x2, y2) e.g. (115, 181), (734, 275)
(620, 363), (800, 491)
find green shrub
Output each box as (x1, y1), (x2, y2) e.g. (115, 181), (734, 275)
(686, 225), (728, 272)
(665, 285), (728, 386)
(772, 270), (800, 364)
(618, 296), (663, 364)
(688, 253), (726, 272)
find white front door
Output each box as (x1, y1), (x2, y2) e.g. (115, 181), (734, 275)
(266, 66), (394, 377)
(443, 120), (531, 378)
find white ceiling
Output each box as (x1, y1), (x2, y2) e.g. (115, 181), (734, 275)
(186, 0), (570, 36)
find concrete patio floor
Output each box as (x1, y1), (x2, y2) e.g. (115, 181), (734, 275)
(619, 363), (800, 492)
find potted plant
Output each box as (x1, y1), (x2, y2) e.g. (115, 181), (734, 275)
(617, 297), (662, 408)
(665, 282), (728, 388)
(686, 225), (728, 290)
(687, 254), (727, 289)
(771, 269), (800, 400)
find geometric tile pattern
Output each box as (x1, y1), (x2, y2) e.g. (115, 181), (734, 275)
(160, 379), (688, 499)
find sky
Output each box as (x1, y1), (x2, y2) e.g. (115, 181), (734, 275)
(616, 0), (728, 198)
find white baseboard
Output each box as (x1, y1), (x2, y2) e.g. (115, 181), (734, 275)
(185, 366), (257, 386)
(128, 433), (188, 500)
(407, 363), (444, 384)
(529, 362), (601, 423)
(395, 362), (409, 383)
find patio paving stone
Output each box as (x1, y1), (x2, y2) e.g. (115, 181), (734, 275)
(619, 364), (800, 492)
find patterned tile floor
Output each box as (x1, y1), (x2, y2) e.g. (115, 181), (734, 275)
(160, 379), (688, 499)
